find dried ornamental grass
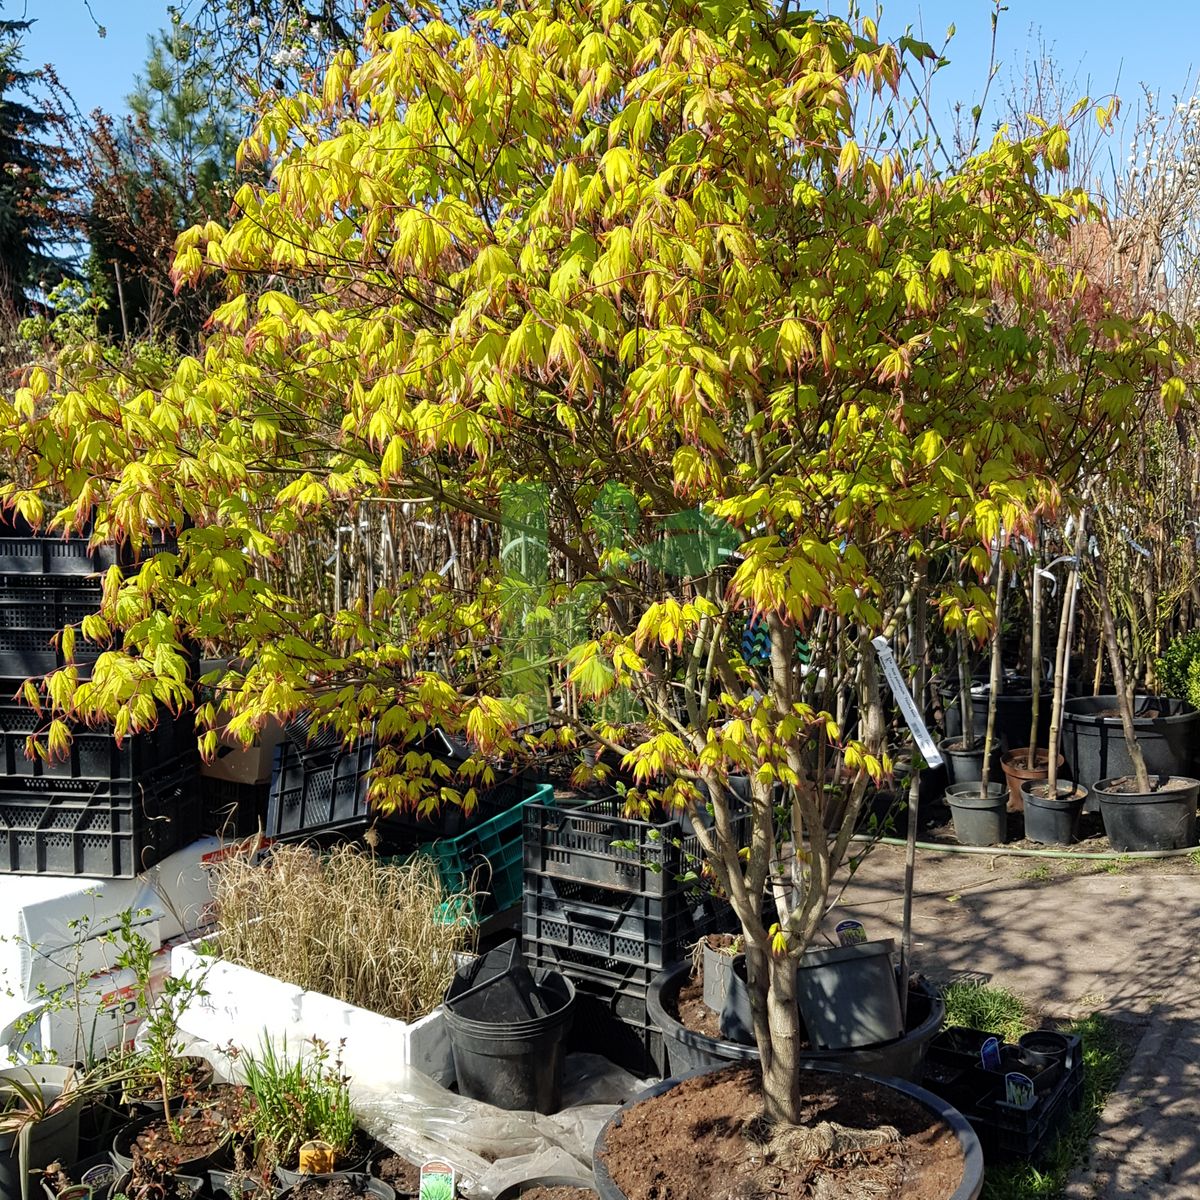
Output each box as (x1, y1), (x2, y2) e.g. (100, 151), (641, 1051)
(209, 844), (474, 1022)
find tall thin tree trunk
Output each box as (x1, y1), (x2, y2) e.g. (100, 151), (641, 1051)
(1047, 513), (1087, 796)
(1096, 562), (1152, 792)
(1026, 527), (1042, 768)
(981, 548), (1006, 794)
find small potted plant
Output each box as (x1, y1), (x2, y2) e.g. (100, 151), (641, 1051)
(234, 1038), (369, 1185)
(112, 1149), (207, 1199)
(2, 1066), (86, 1200)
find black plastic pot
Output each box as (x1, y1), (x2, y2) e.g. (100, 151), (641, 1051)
(591, 1062), (984, 1200)
(941, 677), (1049, 754)
(443, 963), (575, 1114)
(495, 1177), (598, 1199)
(124, 1057), (214, 1115)
(1018, 1030), (1071, 1064)
(111, 1113), (231, 1176)
(1095, 775), (1200, 851)
(938, 738), (1002, 786)
(1064, 696), (1200, 810)
(0, 1065), (83, 1200)
(647, 961), (945, 1082)
(274, 1142), (372, 1188)
(276, 1176), (394, 1199)
(114, 1172), (206, 1199)
(945, 782), (1007, 846)
(209, 1166), (284, 1198)
(794, 939), (904, 1050)
(1020, 781), (1087, 845)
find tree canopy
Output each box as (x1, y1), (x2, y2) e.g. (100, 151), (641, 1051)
(4, 0), (1195, 1121)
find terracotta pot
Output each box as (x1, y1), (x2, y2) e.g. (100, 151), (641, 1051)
(999, 748), (1063, 813)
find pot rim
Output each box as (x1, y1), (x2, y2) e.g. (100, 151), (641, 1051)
(1020, 780), (1088, 806)
(944, 783), (1006, 807)
(1093, 775), (1200, 803)
(591, 1060), (983, 1200)
(494, 1176), (598, 1200)
(1063, 695), (1198, 728)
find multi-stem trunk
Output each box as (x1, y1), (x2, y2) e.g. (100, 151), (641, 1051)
(956, 629), (975, 747)
(1096, 562), (1153, 792)
(981, 548), (1006, 794)
(1046, 514), (1087, 797)
(1025, 530), (1043, 769)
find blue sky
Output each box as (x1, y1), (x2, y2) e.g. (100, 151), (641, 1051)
(11, 0), (1200, 123)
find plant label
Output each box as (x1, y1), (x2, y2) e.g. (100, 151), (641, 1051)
(871, 637), (943, 767)
(980, 1036), (1002, 1071)
(299, 1140), (335, 1174)
(1005, 1071), (1036, 1106)
(420, 1159), (457, 1200)
(835, 919), (868, 946)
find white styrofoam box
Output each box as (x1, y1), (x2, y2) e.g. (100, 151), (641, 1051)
(0, 837), (219, 1002)
(0, 948), (170, 1064)
(171, 939), (453, 1086)
(201, 716), (285, 785)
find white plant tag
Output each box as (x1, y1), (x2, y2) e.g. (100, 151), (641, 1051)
(871, 636), (944, 767)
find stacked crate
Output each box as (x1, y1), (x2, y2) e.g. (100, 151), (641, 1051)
(0, 515), (199, 877)
(522, 792), (742, 1075)
(266, 722), (554, 921)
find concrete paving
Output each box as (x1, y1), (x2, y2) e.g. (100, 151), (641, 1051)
(821, 844), (1200, 1196)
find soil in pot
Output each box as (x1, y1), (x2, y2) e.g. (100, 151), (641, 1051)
(598, 1064), (965, 1200)
(125, 1057), (215, 1109)
(374, 1154), (420, 1193)
(286, 1177), (392, 1200)
(999, 748), (1061, 813)
(120, 1110), (228, 1168)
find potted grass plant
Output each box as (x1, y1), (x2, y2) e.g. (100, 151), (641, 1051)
(1, 1066), (86, 1200)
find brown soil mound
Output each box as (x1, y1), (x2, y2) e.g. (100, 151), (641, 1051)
(599, 1064), (964, 1200)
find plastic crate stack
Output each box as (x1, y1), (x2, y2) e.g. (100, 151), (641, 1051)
(522, 793), (741, 1076)
(266, 723), (553, 921)
(921, 1026), (1085, 1161)
(0, 516), (200, 878)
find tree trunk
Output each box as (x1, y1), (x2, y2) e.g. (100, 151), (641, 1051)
(762, 952), (803, 1124)
(956, 629), (974, 746)
(981, 548), (1006, 793)
(1047, 513), (1087, 796)
(1026, 530), (1042, 768)
(1096, 562), (1153, 792)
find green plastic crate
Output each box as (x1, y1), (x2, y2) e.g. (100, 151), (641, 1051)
(422, 781), (554, 922)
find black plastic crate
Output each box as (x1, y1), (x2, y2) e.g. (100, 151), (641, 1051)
(0, 765), (202, 877)
(923, 1029), (1084, 1162)
(524, 942), (665, 1076)
(523, 792), (746, 897)
(0, 576), (107, 674)
(0, 694), (194, 782)
(523, 873), (734, 969)
(266, 737), (542, 844)
(0, 512), (177, 577)
(201, 776), (270, 838)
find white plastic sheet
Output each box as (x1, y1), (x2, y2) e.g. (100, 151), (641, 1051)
(182, 1030), (644, 1198)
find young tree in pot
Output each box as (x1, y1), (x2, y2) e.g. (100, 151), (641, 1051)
(8, 0), (1197, 1142)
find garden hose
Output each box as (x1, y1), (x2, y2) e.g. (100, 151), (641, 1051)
(851, 834), (1200, 860)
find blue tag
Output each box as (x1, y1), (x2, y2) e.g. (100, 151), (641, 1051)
(1005, 1071), (1035, 1106)
(835, 919), (867, 946)
(980, 1036), (1002, 1071)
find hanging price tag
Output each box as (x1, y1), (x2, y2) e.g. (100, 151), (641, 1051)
(871, 637), (943, 767)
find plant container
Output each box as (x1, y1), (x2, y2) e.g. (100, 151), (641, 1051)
(495, 1177), (598, 1199)
(277, 1174), (395, 1198)
(591, 1062), (984, 1200)
(1095, 775), (1200, 851)
(111, 1112), (231, 1176)
(443, 960), (575, 1113)
(113, 1172), (206, 1199)
(945, 782), (1008, 846)
(646, 961), (944, 1081)
(941, 677), (1050, 753)
(792, 938), (903, 1050)
(0, 1065), (83, 1200)
(124, 1056), (214, 1114)
(1020, 782), (1087, 846)
(273, 1143), (374, 1189)
(40, 1155), (120, 1200)
(938, 738), (1001, 786)
(209, 1166), (284, 1199)
(999, 749), (1062, 813)
(1063, 695), (1200, 809)
(701, 938), (738, 1012)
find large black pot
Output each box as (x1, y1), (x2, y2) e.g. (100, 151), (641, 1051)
(1064, 695), (1200, 810)
(647, 961), (945, 1082)
(495, 1177), (598, 1199)
(1095, 775), (1200, 851)
(941, 679), (1050, 754)
(591, 1062), (984, 1200)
